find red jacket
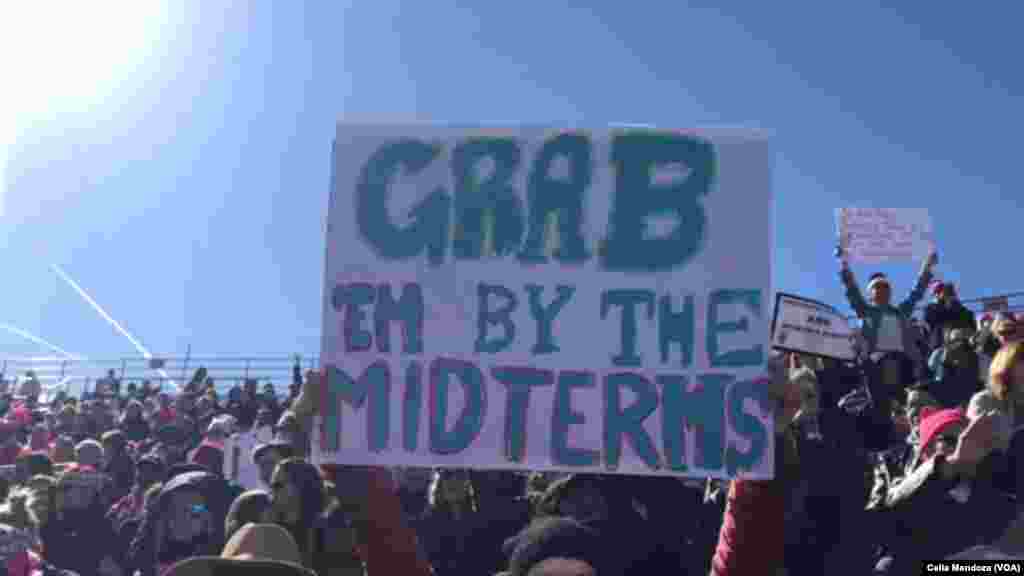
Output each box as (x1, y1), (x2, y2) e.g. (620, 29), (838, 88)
(319, 465), (432, 576)
(710, 478), (785, 575)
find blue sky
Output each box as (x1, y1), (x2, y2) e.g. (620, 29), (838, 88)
(2, 1), (1022, 365)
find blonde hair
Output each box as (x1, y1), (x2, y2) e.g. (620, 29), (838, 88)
(989, 341), (1024, 402)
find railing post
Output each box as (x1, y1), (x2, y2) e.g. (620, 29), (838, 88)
(181, 345), (191, 388)
(244, 359), (251, 381)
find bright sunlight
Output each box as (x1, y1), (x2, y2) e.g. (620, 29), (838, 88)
(1, 1), (171, 217)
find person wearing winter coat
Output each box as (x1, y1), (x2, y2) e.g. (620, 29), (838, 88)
(837, 244), (937, 382)
(128, 470), (232, 576)
(872, 408), (1015, 575)
(924, 282), (976, 350)
(40, 468), (120, 576)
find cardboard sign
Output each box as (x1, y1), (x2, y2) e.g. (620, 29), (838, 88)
(315, 125), (773, 479)
(771, 293), (857, 361)
(836, 208), (933, 263)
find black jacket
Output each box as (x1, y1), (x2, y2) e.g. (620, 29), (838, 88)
(924, 301), (976, 349)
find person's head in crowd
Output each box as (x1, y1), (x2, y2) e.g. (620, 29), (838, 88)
(74, 438), (103, 470)
(917, 407), (966, 461)
(56, 404), (76, 434)
(537, 475), (607, 523)
(427, 469), (478, 515)
(504, 516), (612, 576)
(227, 386), (242, 405)
(767, 352), (800, 432)
(945, 327), (978, 366)
(206, 416), (235, 443)
(980, 313), (996, 333)
(906, 389), (940, 431)
(262, 383), (276, 401)
(15, 373), (40, 406)
(275, 414), (306, 455)
(268, 459), (323, 527)
(256, 408), (275, 429)
(138, 455), (168, 491)
(195, 396), (214, 418)
(252, 442), (294, 488)
(100, 429), (128, 466)
(190, 442), (225, 477)
(50, 435), (75, 464)
(123, 399), (145, 421)
(225, 491), (273, 542)
(221, 522), (305, 565)
(995, 313), (1020, 346)
(244, 379), (258, 399)
(268, 459), (323, 564)
(25, 475), (56, 528)
(935, 282), (960, 304)
(789, 366), (819, 421)
(15, 452), (52, 484)
(150, 442), (173, 465)
(990, 342), (1024, 406)
(153, 473), (222, 567)
(867, 272), (892, 306)
(126, 381), (138, 397)
(55, 468), (100, 521)
(157, 424), (192, 464)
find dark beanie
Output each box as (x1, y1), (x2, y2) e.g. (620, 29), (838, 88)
(504, 516), (609, 576)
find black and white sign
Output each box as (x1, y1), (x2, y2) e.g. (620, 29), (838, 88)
(771, 293), (857, 361)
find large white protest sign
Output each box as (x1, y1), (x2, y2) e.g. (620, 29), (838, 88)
(836, 208), (934, 264)
(771, 294), (857, 361)
(315, 125), (773, 479)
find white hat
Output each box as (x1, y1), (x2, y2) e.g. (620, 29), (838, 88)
(866, 274), (890, 293)
(207, 415), (237, 437)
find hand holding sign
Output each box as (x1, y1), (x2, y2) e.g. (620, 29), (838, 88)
(837, 208), (934, 264)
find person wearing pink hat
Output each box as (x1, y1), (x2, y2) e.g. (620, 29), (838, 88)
(872, 408), (1013, 573)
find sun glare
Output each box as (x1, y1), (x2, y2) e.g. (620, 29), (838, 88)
(1, 1), (170, 216)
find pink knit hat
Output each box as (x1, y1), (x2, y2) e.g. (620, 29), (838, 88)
(918, 407), (966, 452)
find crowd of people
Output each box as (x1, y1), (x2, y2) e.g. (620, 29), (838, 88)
(0, 357), (747, 576)
(784, 245), (1024, 575)
(1, 244), (1022, 575)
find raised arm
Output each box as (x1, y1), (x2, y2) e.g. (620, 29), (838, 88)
(899, 250), (937, 315)
(836, 246), (868, 317)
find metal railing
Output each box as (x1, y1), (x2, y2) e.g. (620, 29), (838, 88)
(0, 355), (320, 397)
(839, 291), (1024, 322)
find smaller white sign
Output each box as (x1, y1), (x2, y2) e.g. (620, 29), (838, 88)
(771, 293), (857, 361)
(223, 431), (262, 490)
(836, 208), (933, 263)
